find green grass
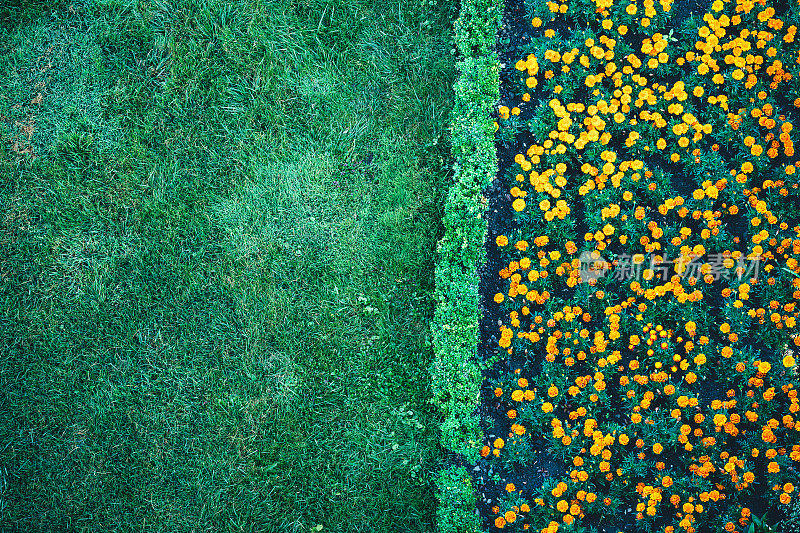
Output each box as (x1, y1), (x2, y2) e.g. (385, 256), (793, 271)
(0, 0), (456, 530)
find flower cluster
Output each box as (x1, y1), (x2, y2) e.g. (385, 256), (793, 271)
(484, 0), (800, 531)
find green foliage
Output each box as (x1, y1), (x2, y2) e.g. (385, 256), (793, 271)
(453, 0), (502, 58)
(432, 0), (501, 528)
(435, 466), (481, 533)
(748, 513), (776, 533)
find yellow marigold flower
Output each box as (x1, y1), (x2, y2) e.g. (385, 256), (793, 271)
(524, 389), (534, 401)
(721, 346), (733, 358)
(513, 199), (526, 212)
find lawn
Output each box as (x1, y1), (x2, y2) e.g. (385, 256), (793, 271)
(0, 0), (455, 531)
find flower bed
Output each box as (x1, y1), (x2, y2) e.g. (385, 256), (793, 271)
(478, 0), (800, 531)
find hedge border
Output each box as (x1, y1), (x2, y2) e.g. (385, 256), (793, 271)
(432, 0), (502, 531)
